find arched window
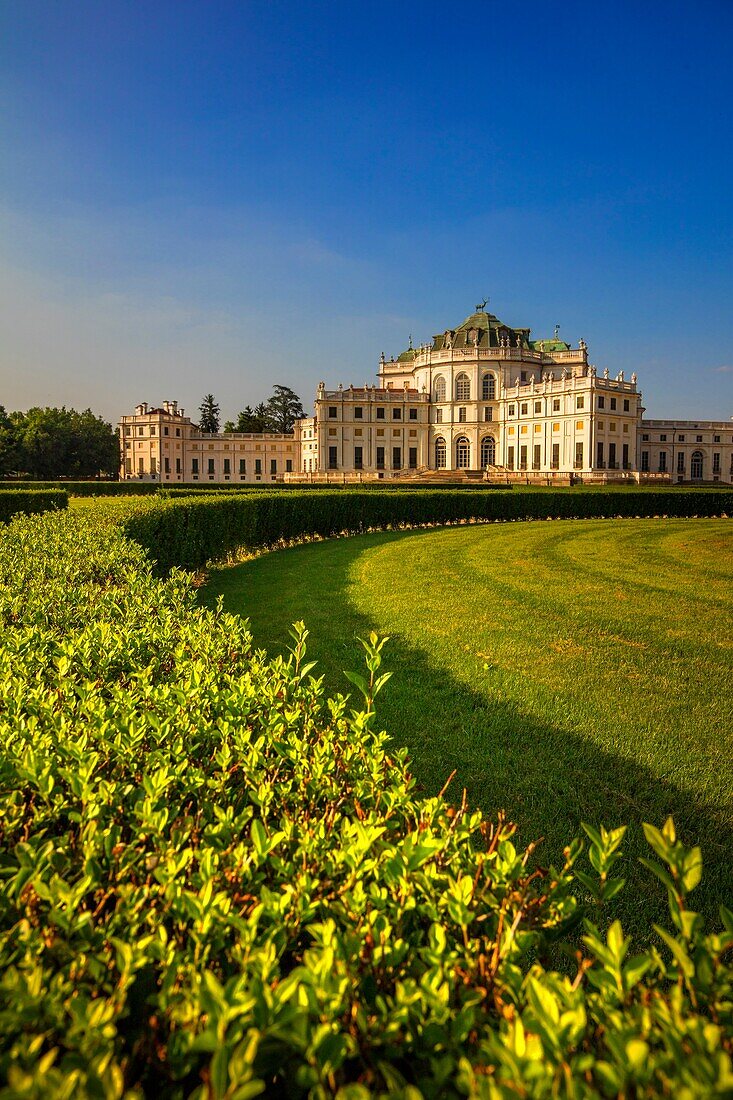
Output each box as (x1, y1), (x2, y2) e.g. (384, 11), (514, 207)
(434, 375), (446, 402)
(435, 436), (446, 469)
(455, 373), (470, 401)
(691, 451), (704, 479)
(482, 373), (496, 401)
(480, 435), (496, 467)
(455, 436), (470, 469)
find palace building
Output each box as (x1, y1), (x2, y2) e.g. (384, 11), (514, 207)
(119, 304), (733, 485)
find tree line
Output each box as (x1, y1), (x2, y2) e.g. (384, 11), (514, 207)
(199, 385), (305, 435)
(0, 406), (118, 479)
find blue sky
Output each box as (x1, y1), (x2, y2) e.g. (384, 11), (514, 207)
(1, 0), (732, 423)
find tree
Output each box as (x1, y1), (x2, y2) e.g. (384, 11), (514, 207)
(0, 406), (21, 476)
(6, 407), (119, 478)
(198, 394), (220, 434)
(264, 385), (305, 434)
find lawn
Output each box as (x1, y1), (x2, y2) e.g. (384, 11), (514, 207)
(201, 518), (733, 931)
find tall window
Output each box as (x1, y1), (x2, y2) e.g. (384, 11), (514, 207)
(691, 451), (704, 479)
(480, 436), (496, 467)
(435, 408), (443, 423)
(328, 447), (338, 470)
(551, 443), (560, 469)
(658, 451), (667, 473)
(641, 451), (649, 471)
(455, 436), (470, 468)
(455, 373), (470, 400)
(574, 442), (584, 469)
(484, 406), (493, 422)
(458, 407), (467, 423)
(434, 375), (446, 402)
(435, 437), (446, 469)
(481, 373), (496, 400)
(532, 444), (541, 470)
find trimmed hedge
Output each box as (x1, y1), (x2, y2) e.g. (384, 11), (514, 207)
(0, 488), (67, 523)
(121, 487), (733, 570)
(1, 509), (732, 1097)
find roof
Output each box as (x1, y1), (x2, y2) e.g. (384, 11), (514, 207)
(429, 308), (531, 352)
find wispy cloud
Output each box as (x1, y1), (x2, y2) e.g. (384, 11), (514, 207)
(713, 365), (733, 373)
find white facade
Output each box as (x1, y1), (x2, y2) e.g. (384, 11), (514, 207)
(119, 306), (733, 485)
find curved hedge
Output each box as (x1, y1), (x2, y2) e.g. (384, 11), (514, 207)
(0, 488), (67, 523)
(0, 509), (731, 1097)
(120, 487), (733, 570)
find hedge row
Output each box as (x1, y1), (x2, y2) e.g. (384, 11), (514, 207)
(122, 487), (733, 570)
(0, 488), (68, 523)
(1, 508), (731, 1097)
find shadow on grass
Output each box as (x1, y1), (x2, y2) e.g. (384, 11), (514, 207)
(200, 529), (732, 936)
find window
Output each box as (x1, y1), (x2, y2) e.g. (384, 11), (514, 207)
(597, 441), (604, 468)
(576, 396), (584, 410)
(376, 446), (385, 470)
(455, 437), (470, 468)
(642, 434), (649, 441)
(658, 452), (667, 472)
(164, 456), (170, 473)
(659, 434), (667, 442)
(597, 421), (604, 430)
(434, 437), (446, 469)
(409, 408), (417, 420)
(508, 404), (516, 416)
(532, 444), (541, 470)
(677, 452), (685, 473)
(480, 436), (495, 467)
(255, 459), (262, 475)
(597, 396), (605, 409)
(691, 451), (704, 479)
(192, 458), (199, 475)
(354, 406), (363, 419)
(484, 406), (493, 421)
(622, 443), (629, 469)
(392, 407), (401, 420)
(392, 446), (402, 470)
(270, 459), (277, 475)
(223, 458), (230, 475)
(207, 458), (215, 475)
(455, 373), (470, 400)
(125, 458), (132, 475)
(520, 371), (527, 383)
(576, 421), (584, 431)
(150, 427), (156, 436)
(409, 447), (418, 469)
(507, 445), (515, 470)
(519, 445), (527, 470)
(713, 452), (721, 474)
(534, 401), (542, 414)
(164, 426), (169, 436)
(239, 458), (246, 475)
(328, 447), (337, 470)
(482, 373), (496, 400)
(552, 399), (560, 412)
(520, 402), (528, 415)
(175, 457), (181, 474)
(376, 407), (385, 420)
(434, 375), (446, 402)
(458, 407), (467, 423)
(286, 459), (293, 472)
(696, 435), (703, 443)
(137, 427), (144, 436)
(623, 399), (630, 412)
(328, 406), (337, 418)
(608, 442), (617, 469)
(641, 451), (649, 471)
(138, 457), (144, 475)
(176, 428), (181, 437)
(714, 434), (721, 443)
(435, 408), (443, 423)
(354, 446), (363, 470)
(574, 442), (584, 469)
(551, 443), (560, 469)
(610, 398), (617, 411)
